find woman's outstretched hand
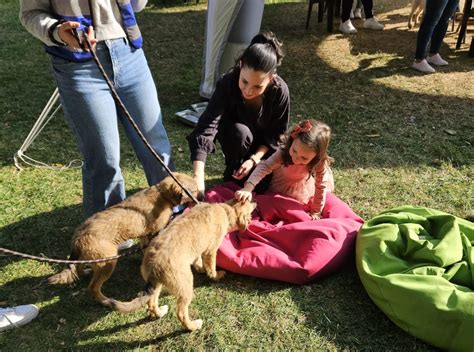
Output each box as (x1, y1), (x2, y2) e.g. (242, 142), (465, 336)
(192, 160), (206, 195)
(232, 159), (254, 180)
(58, 21), (97, 50)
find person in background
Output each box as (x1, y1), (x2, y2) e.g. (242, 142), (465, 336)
(351, 0), (363, 19)
(0, 304), (39, 332)
(340, 0), (384, 34)
(412, 0), (459, 73)
(19, 1), (174, 220)
(187, 31), (290, 194)
(235, 119), (334, 220)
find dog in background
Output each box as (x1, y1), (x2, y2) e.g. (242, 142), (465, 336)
(48, 173), (201, 308)
(109, 199), (256, 332)
(408, 0), (426, 29)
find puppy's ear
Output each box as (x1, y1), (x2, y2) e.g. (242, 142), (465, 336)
(234, 200), (254, 230)
(180, 179), (202, 204)
(178, 175), (201, 204)
(158, 176), (182, 205)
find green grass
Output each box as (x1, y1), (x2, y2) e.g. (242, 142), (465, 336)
(1, 0), (473, 350)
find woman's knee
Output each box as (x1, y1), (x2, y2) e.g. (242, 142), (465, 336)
(230, 123), (254, 146)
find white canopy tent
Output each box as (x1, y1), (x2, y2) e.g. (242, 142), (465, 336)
(199, 0), (264, 98)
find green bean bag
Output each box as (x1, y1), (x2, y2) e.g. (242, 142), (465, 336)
(356, 206), (474, 351)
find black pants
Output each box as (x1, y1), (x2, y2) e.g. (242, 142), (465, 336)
(217, 122), (272, 193)
(341, 0), (373, 22)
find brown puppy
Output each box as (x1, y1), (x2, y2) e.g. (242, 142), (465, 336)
(48, 173), (200, 307)
(109, 199), (255, 331)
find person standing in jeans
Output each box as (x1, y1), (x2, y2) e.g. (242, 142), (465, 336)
(412, 0), (459, 73)
(19, 0), (174, 218)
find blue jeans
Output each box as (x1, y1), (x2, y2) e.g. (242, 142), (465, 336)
(51, 38), (174, 216)
(415, 0), (459, 59)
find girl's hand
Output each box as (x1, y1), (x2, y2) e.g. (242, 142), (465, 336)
(232, 159), (254, 180)
(235, 189), (253, 202)
(58, 22), (97, 50)
(309, 212), (321, 220)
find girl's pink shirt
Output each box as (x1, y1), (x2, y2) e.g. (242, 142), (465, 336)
(246, 149), (334, 215)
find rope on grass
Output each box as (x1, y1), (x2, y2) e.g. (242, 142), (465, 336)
(0, 244), (142, 264)
(13, 88), (83, 171)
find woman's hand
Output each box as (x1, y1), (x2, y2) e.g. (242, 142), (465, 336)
(232, 159), (255, 180)
(58, 22), (97, 50)
(193, 160), (206, 195)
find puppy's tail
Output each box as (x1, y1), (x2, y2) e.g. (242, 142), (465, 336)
(48, 249), (80, 285)
(106, 282), (154, 313)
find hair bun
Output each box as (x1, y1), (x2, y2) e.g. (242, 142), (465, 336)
(250, 31), (284, 66)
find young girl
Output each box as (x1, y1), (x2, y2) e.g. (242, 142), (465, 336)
(187, 31), (290, 193)
(235, 119), (334, 220)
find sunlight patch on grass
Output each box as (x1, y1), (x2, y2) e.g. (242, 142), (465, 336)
(315, 36), (360, 73)
(374, 71), (474, 98)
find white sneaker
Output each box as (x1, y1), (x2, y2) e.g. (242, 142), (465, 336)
(350, 9), (354, 19)
(0, 305), (39, 332)
(339, 19), (357, 34)
(427, 53), (448, 66)
(412, 59), (435, 73)
(118, 239), (134, 251)
(354, 8), (363, 19)
(363, 17), (384, 30)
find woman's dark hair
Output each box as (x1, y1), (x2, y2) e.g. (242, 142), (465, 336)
(236, 31), (284, 74)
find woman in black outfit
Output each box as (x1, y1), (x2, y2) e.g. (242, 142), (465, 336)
(187, 31), (290, 193)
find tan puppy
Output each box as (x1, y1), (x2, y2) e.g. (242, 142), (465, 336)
(48, 173), (200, 307)
(408, 0), (426, 29)
(109, 199), (255, 331)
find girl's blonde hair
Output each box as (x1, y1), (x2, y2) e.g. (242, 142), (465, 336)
(280, 119), (334, 172)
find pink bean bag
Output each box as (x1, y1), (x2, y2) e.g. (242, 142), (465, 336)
(205, 183), (364, 284)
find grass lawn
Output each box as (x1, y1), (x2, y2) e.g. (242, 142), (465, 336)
(1, 0), (473, 350)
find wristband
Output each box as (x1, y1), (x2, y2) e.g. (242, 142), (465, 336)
(249, 155), (260, 166)
(48, 20), (67, 47)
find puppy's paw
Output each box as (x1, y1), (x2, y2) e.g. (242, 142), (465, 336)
(149, 304), (169, 318)
(157, 304), (169, 318)
(192, 257), (205, 273)
(193, 264), (205, 273)
(213, 270), (226, 281)
(191, 319), (203, 331)
(48, 268), (78, 285)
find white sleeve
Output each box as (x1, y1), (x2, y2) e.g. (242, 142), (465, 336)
(19, 0), (59, 46)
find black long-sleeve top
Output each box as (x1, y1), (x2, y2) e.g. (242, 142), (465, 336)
(187, 68), (290, 163)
